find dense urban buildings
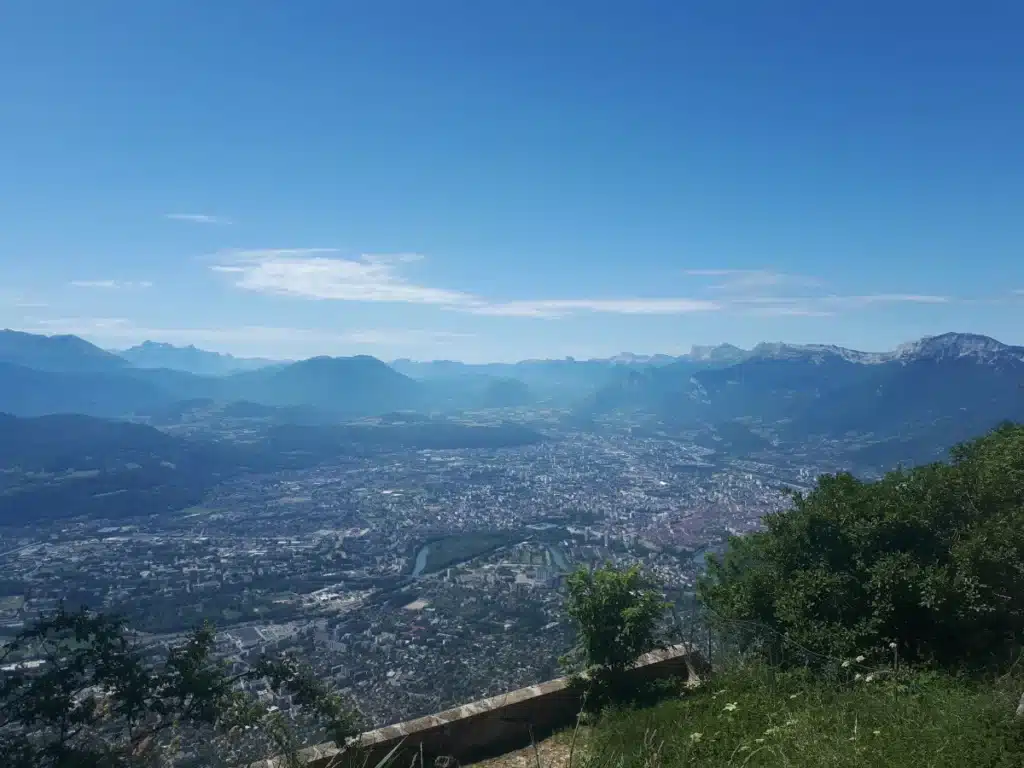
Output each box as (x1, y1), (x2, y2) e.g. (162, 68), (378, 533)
(0, 412), (838, 728)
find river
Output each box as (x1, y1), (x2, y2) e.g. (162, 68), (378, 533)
(413, 539), (569, 578)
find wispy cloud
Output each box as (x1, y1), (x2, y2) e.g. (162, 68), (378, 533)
(746, 306), (835, 317)
(165, 213), (232, 225)
(211, 249), (474, 305)
(460, 298), (720, 318)
(8, 299), (49, 309)
(210, 252), (962, 322)
(212, 250), (724, 318)
(822, 293), (949, 306)
(69, 280), (153, 289)
(684, 269), (822, 294)
(684, 268), (954, 317)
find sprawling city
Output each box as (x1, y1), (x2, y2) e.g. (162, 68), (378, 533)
(1, 410), (824, 729)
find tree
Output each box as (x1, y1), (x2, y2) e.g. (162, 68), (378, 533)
(699, 422), (1024, 669)
(0, 607), (360, 768)
(564, 563), (668, 701)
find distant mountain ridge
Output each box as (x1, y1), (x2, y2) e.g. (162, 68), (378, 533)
(587, 332), (1024, 462)
(0, 329), (127, 372)
(116, 341), (281, 376)
(0, 332), (424, 419)
(2, 330), (1022, 436)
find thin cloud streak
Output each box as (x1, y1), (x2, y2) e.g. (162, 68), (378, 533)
(822, 294), (950, 306)
(69, 280), (153, 289)
(165, 213), (232, 225)
(746, 307), (835, 317)
(685, 268), (823, 293)
(460, 298), (721, 318)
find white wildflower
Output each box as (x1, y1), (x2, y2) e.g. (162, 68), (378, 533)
(690, 732), (703, 743)
(723, 701), (738, 712)
(841, 660), (851, 668)
(855, 655), (866, 663)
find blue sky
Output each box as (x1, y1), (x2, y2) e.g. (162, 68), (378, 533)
(2, 1), (1023, 363)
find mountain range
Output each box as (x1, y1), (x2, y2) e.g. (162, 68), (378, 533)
(1, 330), (1022, 462)
(586, 333), (1024, 466)
(115, 341), (281, 376)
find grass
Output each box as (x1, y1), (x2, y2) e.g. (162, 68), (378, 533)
(577, 661), (1024, 768)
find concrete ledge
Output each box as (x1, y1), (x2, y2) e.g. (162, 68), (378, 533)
(251, 644), (707, 768)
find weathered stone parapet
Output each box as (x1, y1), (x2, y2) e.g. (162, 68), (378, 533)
(249, 643), (707, 768)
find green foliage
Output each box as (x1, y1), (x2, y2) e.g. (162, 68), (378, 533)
(564, 564), (668, 704)
(699, 422), (1024, 668)
(0, 607), (360, 768)
(581, 659), (1024, 768)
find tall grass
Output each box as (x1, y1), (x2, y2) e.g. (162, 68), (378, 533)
(578, 661), (1024, 768)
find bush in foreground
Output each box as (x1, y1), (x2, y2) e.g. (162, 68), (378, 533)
(699, 423), (1024, 669)
(563, 563), (669, 706)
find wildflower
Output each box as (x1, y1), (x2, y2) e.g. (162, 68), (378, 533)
(789, 693), (799, 699)
(865, 674), (876, 683)
(764, 726), (780, 736)
(872, 730), (881, 736)
(889, 642), (897, 649)
(689, 732), (703, 743)
(841, 660), (851, 668)
(854, 673), (863, 681)
(723, 701), (738, 712)
(855, 655), (866, 663)
(755, 738), (765, 744)
(784, 719), (797, 727)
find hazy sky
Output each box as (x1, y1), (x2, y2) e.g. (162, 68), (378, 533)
(2, 1), (1023, 362)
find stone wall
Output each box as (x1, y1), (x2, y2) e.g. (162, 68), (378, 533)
(250, 643), (708, 768)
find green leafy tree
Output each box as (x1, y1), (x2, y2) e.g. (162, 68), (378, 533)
(0, 607), (360, 768)
(699, 423), (1024, 669)
(564, 563), (668, 701)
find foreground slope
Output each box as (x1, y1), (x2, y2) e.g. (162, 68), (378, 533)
(584, 662), (1024, 768)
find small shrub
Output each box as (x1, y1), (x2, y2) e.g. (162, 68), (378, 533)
(564, 563), (669, 707)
